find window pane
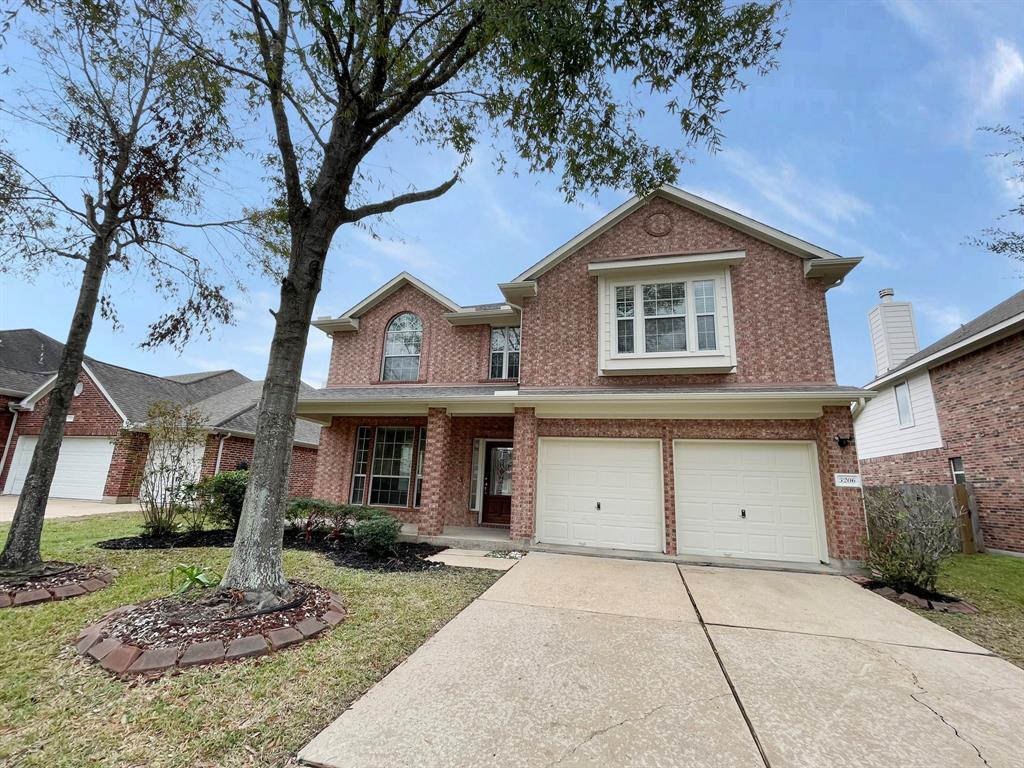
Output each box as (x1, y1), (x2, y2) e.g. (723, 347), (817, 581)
(895, 382), (913, 425)
(490, 352), (505, 379)
(645, 316), (687, 352)
(693, 279), (716, 314)
(372, 427), (414, 477)
(350, 476), (365, 505)
(350, 426), (371, 504)
(643, 282), (685, 317)
(696, 314), (717, 351)
(490, 327), (506, 352)
(383, 356), (419, 381)
(369, 476), (409, 506)
(414, 428), (426, 507)
(507, 351), (520, 379)
(469, 438), (483, 511)
(616, 285), (634, 318)
(506, 327), (521, 351)
(617, 318), (634, 354)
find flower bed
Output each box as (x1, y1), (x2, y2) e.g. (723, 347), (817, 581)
(1, 562), (113, 609)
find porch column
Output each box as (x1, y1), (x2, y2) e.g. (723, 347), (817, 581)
(312, 418), (355, 505)
(510, 407), (537, 540)
(419, 407), (452, 536)
(816, 405), (867, 562)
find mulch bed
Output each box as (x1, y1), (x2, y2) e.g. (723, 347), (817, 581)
(847, 574), (978, 614)
(1, 562), (113, 609)
(97, 529), (446, 572)
(76, 579), (346, 678)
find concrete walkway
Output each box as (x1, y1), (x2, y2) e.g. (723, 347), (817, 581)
(0, 496), (139, 523)
(299, 553), (1024, 768)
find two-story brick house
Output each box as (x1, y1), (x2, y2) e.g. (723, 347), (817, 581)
(299, 186), (873, 566)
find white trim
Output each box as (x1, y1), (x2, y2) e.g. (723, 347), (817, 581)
(444, 306), (520, 326)
(587, 251), (745, 275)
(869, 311), (1024, 388)
(514, 185), (842, 282)
(0, 410), (18, 483)
(535, 436), (666, 553)
(673, 438), (829, 564)
(312, 272), (461, 335)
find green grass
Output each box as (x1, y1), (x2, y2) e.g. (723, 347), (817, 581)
(0, 512), (502, 767)
(918, 553), (1024, 668)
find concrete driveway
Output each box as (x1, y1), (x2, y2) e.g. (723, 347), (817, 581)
(299, 553), (1024, 768)
(0, 496), (139, 523)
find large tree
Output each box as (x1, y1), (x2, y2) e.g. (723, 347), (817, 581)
(969, 122), (1024, 276)
(185, 0), (785, 607)
(0, 0), (256, 573)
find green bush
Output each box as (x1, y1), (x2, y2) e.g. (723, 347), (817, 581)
(342, 504), (390, 522)
(193, 470), (249, 531)
(353, 514), (401, 555)
(864, 487), (962, 593)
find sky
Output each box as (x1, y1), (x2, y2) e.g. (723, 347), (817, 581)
(1, 0), (1022, 389)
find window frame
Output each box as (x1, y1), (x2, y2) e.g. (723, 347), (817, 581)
(381, 312), (423, 382)
(489, 326), (521, 380)
(367, 426), (416, 507)
(609, 276), (720, 359)
(894, 381), (914, 428)
(349, 426), (372, 505)
(949, 457), (966, 486)
(413, 427), (426, 508)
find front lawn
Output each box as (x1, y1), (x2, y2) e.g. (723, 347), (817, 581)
(0, 512), (501, 767)
(919, 552), (1024, 668)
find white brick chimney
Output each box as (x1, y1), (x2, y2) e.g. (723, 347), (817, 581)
(868, 288), (920, 377)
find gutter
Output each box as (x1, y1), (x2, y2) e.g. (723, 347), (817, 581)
(213, 433), (229, 474)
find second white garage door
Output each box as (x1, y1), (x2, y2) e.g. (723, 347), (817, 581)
(535, 438), (663, 552)
(2, 435), (115, 500)
(674, 440), (826, 564)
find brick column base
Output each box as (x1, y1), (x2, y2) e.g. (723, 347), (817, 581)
(313, 418), (356, 504)
(419, 408), (452, 536)
(511, 407), (537, 540)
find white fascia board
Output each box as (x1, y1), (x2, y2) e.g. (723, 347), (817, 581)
(444, 306), (520, 326)
(498, 281), (538, 302)
(311, 316), (359, 335)
(81, 363), (130, 425)
(512, 185), (842, 282)
(869, 312), (1024, 388)
(17, 374), (59, 410)
(587, 251), (746, 275)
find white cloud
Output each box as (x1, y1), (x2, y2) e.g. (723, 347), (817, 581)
(913, 298), (969, 335)
(347, 229), (438, 273)
(968, 39), (1024, 127)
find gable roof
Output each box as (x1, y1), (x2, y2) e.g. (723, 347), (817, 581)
(0, 328), (316, 445)
(869, 288), (1024, 387)
(313, 272), (462, 334)
(512, 184), (851, 282)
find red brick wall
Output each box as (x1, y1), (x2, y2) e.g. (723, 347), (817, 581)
(0, 370), (124, 494)
(326, 283), (492, 386)
(519, 196), (838, 388)
(197, 434), (319, 498)
(103, 431), (150, 499)
(859, 331), (1023, 552)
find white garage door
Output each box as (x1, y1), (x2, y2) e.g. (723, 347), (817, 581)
(535, 438), (663, 552)
(3, 435), (115, 500)
(674, 440), (826, 563)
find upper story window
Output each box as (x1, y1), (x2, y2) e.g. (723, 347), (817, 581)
(382, 313), (422, 381)
(490, 327), (521, 379)
(593, 257), (739, 375)
(894, 381), (914, 426)
(614, 278), (719, 356)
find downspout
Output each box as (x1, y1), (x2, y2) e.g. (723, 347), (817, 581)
(1, 406), (19, 486)
(213, 433), (229, 474)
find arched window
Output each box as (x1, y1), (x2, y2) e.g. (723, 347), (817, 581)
(382, 313), (422, 381)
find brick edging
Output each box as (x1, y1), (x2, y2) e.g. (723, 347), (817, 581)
(0, 568), (114, 609)
(75, 591), (347, 677)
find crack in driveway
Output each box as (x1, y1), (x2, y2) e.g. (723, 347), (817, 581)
(547, 695), (732, 767)
(855, 640), (992, 767)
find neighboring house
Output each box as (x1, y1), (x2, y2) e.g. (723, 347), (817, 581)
(0, 329), (320, 502)
(854, 288), (1024, 554)
(299, 185), (873, 566)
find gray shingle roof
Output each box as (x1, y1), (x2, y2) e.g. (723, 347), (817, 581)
(871, 289), (1024, 383)
(0, 328), (316, 446)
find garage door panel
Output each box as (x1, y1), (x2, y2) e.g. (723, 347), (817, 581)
(536, 439), (662, 553)
(675, 441), (825, 564)
(4, 436), (114, 500)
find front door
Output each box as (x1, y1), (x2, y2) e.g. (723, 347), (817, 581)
(481, 443), (513, 526)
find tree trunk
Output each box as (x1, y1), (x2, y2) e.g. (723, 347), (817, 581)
(219, 220), (327, 606)
(0, 241), (109, 573)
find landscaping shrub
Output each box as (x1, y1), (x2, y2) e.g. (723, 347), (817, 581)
(286, 497), (345, 541)
(353, 514), (401, 555)
(864, 487), (963, 593)
(137, 401), (207, 536)
(176, 484), (209, 533)
(193, 470), (249, 531)
(343, 504), (390, 522)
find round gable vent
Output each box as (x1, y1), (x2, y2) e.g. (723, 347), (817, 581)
(73, 382), (84, 396)
(643, 212), (673, 237)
